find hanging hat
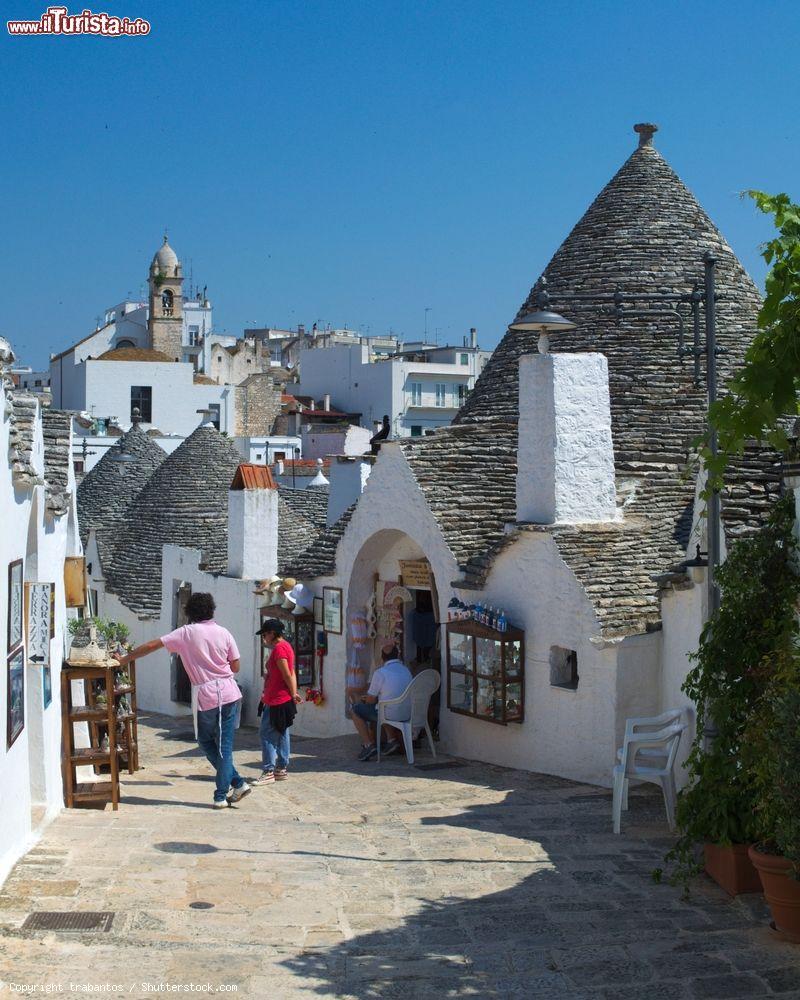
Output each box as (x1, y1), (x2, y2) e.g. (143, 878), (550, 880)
(280, 577), (297, 610)
(254, 574), (282, 595)
(287, 582), (314, 612)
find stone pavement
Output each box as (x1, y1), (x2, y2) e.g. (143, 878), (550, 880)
(1, 714), (799, 999)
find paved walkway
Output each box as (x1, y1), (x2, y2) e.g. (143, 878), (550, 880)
(1, 714), (798, 999)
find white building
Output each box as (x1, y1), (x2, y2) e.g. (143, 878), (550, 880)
(294, 338), (489, 438)
(0, 347), (81, 885)
(49, 239), (277, 474)
(10, 365), (50, 394)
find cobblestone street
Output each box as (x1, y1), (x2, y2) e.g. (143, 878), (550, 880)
(1, 714), (798, 999)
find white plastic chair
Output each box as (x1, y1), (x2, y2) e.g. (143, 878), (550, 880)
(615, 708), (684, 767)
(612, 720), (687, 834)
(377, 669), (440, 765)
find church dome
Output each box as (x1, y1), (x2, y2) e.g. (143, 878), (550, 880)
(152, 235), (178, 271)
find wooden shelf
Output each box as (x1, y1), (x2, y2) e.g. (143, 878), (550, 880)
(70, 747), (123, 764)
(61, 657), (141, 809)
(73, 781), (115, 802)
(69, 707), (109, 723)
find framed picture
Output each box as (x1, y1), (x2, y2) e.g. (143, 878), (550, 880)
(7, 646), (24, 749)
(7, 560), (23, 652)
(313, 597), (323, 626)
(322, 586), (343, 635)
(42, 663), (52, 709)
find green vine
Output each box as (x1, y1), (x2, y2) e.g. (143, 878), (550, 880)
(700, 191), (800, 496)
(660, 496), (799, 889)
(744, 642), (800, 876)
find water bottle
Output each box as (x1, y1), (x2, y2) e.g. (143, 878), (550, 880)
(497, 609), (507, 633)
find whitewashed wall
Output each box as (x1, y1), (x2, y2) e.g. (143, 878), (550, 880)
(91, 541), (353, 739)
(0, 387), (80, 885)
(83, 361), (234, 436)
(659, 579), (704, 785)
(328, 440), (683, 788)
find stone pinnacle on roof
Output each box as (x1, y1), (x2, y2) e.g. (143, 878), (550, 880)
(633, 122), (658, 147)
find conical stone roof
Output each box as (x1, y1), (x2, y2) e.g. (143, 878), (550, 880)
(106, 426), (244, 617)
(76, 424), (167, 565)
(455, 125), (761, 466)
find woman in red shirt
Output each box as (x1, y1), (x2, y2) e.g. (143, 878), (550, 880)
(254, 618), (302, 785)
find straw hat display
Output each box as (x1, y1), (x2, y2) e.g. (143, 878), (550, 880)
(279, 578), (298, 610)
(253, 574), (282, 596)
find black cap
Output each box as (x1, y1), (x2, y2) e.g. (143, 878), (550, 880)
(256, 618), (285, 637)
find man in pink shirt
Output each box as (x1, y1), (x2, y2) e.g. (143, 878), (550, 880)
(116, 593), (250, 809)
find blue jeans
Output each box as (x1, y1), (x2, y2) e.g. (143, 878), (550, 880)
(260, 710), (290, 771)
(197, 700), (245, 802)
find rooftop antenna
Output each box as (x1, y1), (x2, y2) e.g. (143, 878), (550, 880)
(188, 258), (193, 300)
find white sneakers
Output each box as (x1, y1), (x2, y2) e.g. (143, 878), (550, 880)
(227, 781), (252, 804)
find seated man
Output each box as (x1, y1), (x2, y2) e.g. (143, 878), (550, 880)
(351, 641), (412, 761)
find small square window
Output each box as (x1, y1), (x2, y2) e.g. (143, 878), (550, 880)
(460, 353), (468, 365)
(410, 426), (422, 437)
(130, 385), (152, 422)
(550, 646), (579, 690)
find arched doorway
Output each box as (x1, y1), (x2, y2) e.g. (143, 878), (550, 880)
(345, 528), (444, 735)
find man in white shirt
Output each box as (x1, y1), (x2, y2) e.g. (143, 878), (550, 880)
(351, 641), (412, 761)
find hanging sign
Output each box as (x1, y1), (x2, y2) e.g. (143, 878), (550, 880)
(28, 583), (54, 667)
(399, 559), (431, 588)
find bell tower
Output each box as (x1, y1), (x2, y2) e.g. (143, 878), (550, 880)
(148, 233), (183, 360)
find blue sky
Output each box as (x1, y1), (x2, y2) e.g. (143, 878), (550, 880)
(2, 0), (798, 368)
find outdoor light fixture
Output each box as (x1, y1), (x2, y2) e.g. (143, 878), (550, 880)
(508, 277), (576, 354)
(109, 450), (135, 475)
(684, 544), (709, 584)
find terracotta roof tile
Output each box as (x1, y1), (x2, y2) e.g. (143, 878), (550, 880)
(231, 463), (277, 490)
(96, 347), (175, 363)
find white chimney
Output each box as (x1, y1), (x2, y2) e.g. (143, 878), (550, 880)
(227, 465), (279, 579)
(327, 456), (372, 526)
(470, 327), (477, 349)
(516, 352), (616, 524)
(323, 393), (331, 412)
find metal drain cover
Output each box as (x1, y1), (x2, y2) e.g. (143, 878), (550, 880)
(189, 901), (215, 910)
(22, 911), (114, 932)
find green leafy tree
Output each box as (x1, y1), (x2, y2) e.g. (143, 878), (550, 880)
(662, 497), (799, 887)
(701, 191), (800, 491)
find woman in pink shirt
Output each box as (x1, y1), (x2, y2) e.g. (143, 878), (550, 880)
(116, 593), (250, 809)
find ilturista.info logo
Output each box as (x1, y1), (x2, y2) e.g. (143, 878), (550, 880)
(7, 5), (151, 36)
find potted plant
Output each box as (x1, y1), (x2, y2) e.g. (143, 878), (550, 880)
(663, 498), (798, 895)
(745, 648), (800, 940)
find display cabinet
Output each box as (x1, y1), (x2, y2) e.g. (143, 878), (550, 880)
(260, 606), (315, 688)
(446, 620), (524, 725)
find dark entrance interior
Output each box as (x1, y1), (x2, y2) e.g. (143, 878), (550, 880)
(171, 582), (192, 704)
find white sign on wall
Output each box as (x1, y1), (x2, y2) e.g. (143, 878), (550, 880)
(28, 583), (54, 667)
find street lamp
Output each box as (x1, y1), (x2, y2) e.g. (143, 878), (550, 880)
(508, 278), (577, 354)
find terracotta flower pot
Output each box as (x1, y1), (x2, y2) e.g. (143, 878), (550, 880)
(748, 845), (800, 943)
(704, 843), (762, 896)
